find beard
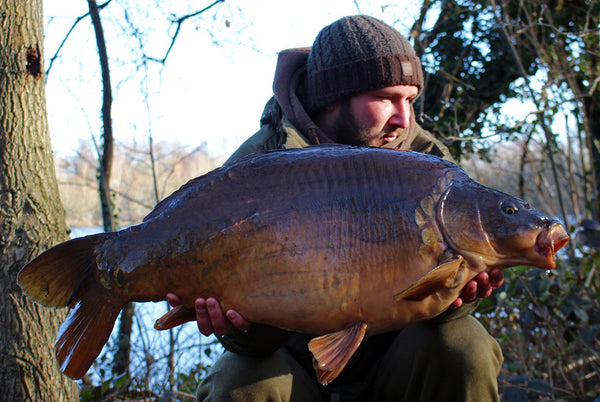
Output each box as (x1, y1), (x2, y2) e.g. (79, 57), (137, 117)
(328, 99), (404, 147)
(328, 99), (371, 146)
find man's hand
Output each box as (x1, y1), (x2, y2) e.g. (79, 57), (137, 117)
(451, 268), (505, 308)
(166, 293), (251, 336)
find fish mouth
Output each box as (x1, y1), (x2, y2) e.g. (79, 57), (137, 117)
(535, 222), (570, 269)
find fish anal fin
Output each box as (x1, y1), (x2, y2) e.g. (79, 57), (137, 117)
(394, 256), (464, 301)
(154, 305), (196, 330)
(308, 322), (367, 385)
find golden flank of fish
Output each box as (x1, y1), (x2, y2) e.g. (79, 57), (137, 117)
(18, 145), (569, 384)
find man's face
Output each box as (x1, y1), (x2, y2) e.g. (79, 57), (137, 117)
(324, 84), (419, 147)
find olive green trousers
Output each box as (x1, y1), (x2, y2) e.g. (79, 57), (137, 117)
(197, 315), (503, 402)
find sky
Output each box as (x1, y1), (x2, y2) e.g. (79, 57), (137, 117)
(42, 0), (426, 160)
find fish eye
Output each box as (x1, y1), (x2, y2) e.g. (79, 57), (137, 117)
(501, 201), (519, 215)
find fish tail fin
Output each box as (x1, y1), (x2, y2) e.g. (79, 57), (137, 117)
(55, 285), (122, 379)
(18, 234), (111, 307)
(17, 233), (124, 379)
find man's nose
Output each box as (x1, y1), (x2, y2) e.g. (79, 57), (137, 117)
(389, 101), (411, 128)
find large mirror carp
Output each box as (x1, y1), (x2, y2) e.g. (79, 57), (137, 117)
(18, 145), (569, 384)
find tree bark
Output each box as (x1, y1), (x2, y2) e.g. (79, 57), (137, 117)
(0, 0), (79, 399)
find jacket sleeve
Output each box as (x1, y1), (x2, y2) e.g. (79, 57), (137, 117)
(217, 324), (293, 356)
(430, 300), (481, 323)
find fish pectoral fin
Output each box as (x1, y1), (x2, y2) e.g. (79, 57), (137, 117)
(393, 256), (464, 301)
(308, 322), (367, 385)
(154, 305), (196, 330)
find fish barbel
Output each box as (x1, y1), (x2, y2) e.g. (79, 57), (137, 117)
(18, 145), (569, 384)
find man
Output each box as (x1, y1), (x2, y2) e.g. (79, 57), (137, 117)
(169, 15), (504, 401)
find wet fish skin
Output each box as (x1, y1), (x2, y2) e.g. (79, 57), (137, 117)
(17, 145), (569, 383)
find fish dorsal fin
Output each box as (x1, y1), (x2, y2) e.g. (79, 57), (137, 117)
(394, 256), (464, 301)
(308, 322), (367, 385)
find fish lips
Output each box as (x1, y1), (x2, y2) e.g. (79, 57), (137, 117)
(534, 221), (570, 270)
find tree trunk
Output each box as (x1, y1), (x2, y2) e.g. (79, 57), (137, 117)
(86, 0), (135, 378)
(88, 0), (115, 233)
(112, 303), (134, 377)
(0, 0), (79, 399)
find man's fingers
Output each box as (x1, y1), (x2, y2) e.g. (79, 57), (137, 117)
(194, 297), (251, 337)
(195, 298), (216, 336)
(489, 269), (504, 288)
(460, 280), (478, 303)
(451, 298), (464, 308)
(206, 297), (233, 336)
(476, 272), (493, 299)
(226, 310), (251, 331)
(166, 293), (182, 308)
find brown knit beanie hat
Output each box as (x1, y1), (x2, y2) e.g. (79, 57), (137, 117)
(304, 15), (423, 112)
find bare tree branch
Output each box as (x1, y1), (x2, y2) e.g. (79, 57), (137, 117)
(45, 0), (113, 77)
(146, 0), (225, 64)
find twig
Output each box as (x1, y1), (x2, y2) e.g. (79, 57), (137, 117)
(147, 0), (225, 64)
(584, 262), (596, 288)
(45, 0), (113, 78)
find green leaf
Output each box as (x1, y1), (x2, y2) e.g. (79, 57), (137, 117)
(113, 373), (130, 389)
(573, 306), (589, 323)
(476, 296), (497, 314)
(580, 326), (599, 344)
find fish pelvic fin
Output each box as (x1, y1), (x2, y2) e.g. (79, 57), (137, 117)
(17, 233), (124, 379)
(308, 322), (367, 385)
(154, 305), (196, 330)
(393, 256), (464, 301)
